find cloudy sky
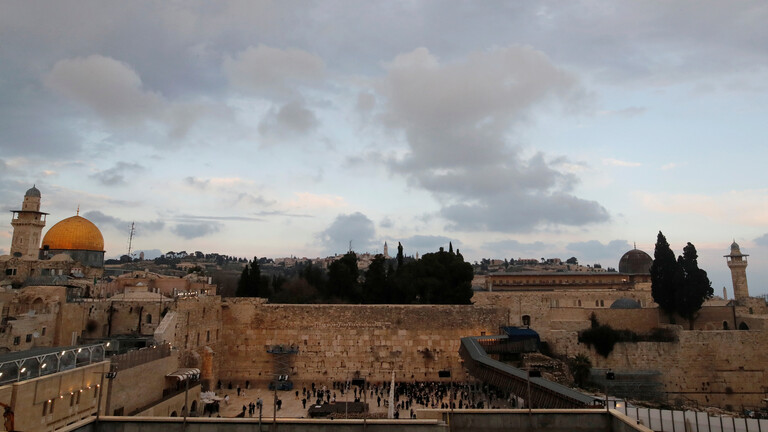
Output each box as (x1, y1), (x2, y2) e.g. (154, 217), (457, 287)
(1, 1), (767, 296)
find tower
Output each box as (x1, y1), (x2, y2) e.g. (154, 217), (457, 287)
(724, 241), (749, 301)
(383, 241), (389, 258)
(9, 186), (48, 259)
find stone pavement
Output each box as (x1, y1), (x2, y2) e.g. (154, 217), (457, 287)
(210, 383), (390, 420)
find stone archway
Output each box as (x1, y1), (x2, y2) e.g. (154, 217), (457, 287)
(739, 322), (749, 330)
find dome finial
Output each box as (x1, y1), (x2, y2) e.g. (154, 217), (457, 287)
(76, 205), (80, 216)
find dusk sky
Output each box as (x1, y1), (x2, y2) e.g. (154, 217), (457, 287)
(1, 1), (767, 296)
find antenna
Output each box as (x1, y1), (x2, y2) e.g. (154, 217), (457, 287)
(349, 240), (352, 253)
(127, 222), (135, 256)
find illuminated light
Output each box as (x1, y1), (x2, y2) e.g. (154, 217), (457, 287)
(0, 372), (3, 378)
(20, 368), (26, 373)
(79, 389), (83, 392)
(60, 395), (64, 399)
(41, 363), (47, 368)
(77, 349), (82, 353)
(96, 384), (100, 388)
(105, 342), (110, 347)
(61, 351), (66, 355)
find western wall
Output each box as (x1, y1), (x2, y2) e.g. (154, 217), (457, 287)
(217, 299), (509, 384)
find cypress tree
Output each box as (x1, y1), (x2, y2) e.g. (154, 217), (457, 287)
(650, 231), (680, 319)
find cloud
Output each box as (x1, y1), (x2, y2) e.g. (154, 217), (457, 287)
(318, 212), (376, 255)
(755, 233), (768, 247)
(661, 162), (683, 170)
(566, 239), (632, 264)
(638, 189), (768, 226)
(374, 46), (608, 232)
(286, 192), (346, 210)
(258, 100), (319, 137)
(83, 210), (165, 236)
(597, 107), (646, 117)
(44, 55), (227, 141)
(602, 158), (642, 167)
(45, 55), (164, 124)
(90, 162), (145, 186)
(171, 222), (222, 239)
(223, 44), (325, 99)
(379, 216), (394, 229)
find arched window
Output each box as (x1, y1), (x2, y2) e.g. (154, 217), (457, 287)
(522, 315), (531, 327)
(722, 321), (729, 330)
(578, 300), (582, 307)
(739, 322), (749, 330)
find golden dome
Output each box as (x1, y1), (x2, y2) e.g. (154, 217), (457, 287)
(42, 215), (104, 251)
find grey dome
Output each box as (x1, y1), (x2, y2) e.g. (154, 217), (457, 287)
(25, 185), (41, 198)
(618, 248), (652, 274)
(610, 298), (641, 309)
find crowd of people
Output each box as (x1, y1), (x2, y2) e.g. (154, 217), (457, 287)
(211, 379), (516, 419)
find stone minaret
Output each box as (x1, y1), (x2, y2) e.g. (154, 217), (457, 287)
(10, 186), (48, 259)
(724, 241), (749, 302)
(383, 241), (389, 258)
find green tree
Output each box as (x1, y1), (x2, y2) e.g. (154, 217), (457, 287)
(650, 232), (680, 320)
(236, 256), (262, 297)
(363, 254), (390, 303)
(327, 252), (360, 302)
(676, 242), (714, 329)
(569, 354), (592, 388)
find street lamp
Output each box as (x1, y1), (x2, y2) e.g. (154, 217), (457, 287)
(183, 372), (200, 426)
(605, 370), (615, 412)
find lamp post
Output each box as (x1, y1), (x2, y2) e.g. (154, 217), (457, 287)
(605, 370), (615, 412)
(94, 370), (116, 429)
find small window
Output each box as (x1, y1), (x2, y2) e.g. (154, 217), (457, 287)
(43, 400), (48, 416)
(70, 394), (75, 406)
(206, 330), (210, 342)
(50, 399), (55, 414)
(13, 336), (20, 345)
(26, 334), (32, 343)
(41, 327), (46, 336)
(146, 314), (152, 324)
(600, 300), (604, 307)
(522, 315), (531, 326)
(76, 391), (81, 404)
(723, 321), (729, 330)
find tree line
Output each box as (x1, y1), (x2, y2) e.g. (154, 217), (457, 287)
(236, 242), (474, 304)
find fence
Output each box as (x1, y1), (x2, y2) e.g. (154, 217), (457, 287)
(612, 399), (767, 432)
(110, 343), (171, 371)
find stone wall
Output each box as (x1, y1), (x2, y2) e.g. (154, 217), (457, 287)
(549, 327), (768, 409)
(3, 361), (108, 432)
(472, 289), (655, 340)
(108, 352), (181, 416)
(218, 301), (508, 384)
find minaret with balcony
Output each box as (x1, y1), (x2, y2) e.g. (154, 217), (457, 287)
(724, 241), (749, 302)
(9, 185), (47, 259)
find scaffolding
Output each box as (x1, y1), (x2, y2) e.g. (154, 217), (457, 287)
(266, 344), (298, 390)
